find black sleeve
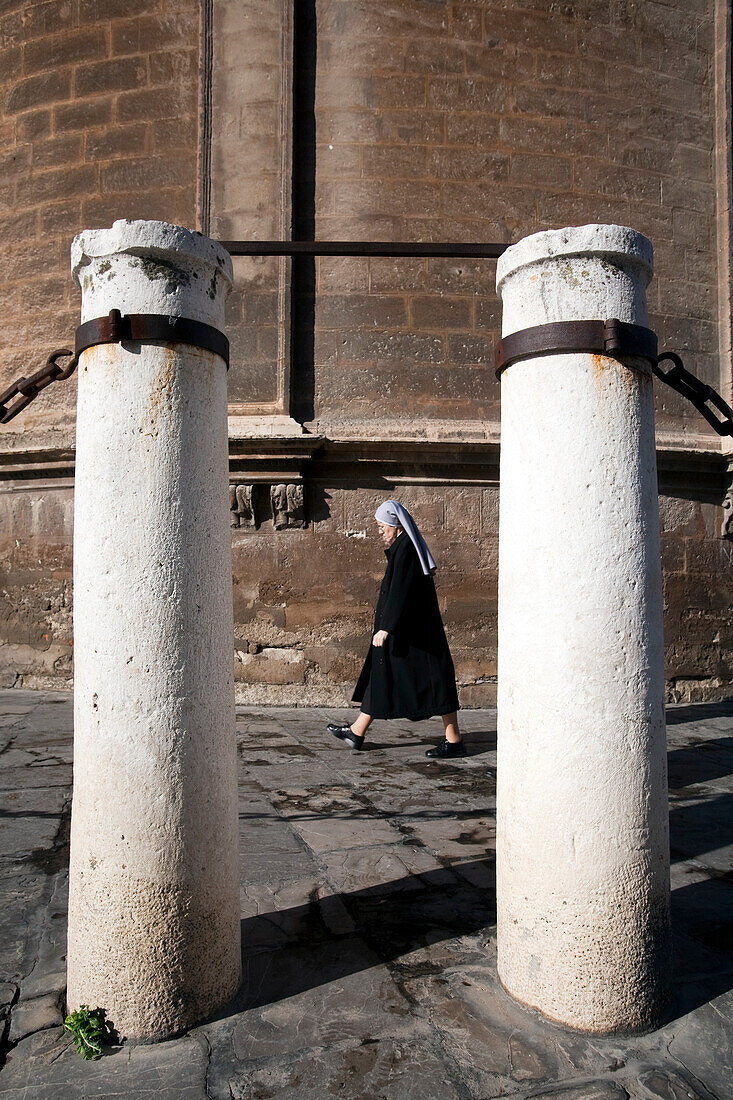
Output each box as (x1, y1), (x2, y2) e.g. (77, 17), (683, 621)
(379, 540), (421, 633)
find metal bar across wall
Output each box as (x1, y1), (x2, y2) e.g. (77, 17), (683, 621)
(219, 240), (508, 259)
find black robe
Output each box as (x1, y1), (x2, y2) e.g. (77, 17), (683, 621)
(352, 533), (459, 721)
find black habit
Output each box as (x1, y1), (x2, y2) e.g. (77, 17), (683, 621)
(352, 532), (459, 720)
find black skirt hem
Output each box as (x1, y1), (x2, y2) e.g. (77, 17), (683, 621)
(351, 697), (460, 722)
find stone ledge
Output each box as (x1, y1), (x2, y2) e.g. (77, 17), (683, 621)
(0, 427), (728, 494)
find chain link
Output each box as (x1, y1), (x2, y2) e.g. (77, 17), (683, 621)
(0, 349), (78, 424)
(1, 312), (229, 426)
(1, 335), (732, 438)
(653, 352), (733, 437)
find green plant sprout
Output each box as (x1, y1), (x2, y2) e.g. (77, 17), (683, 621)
(63, 1005), (116, 1059)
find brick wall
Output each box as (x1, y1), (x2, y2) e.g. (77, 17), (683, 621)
(661, 494), (733, 700)
(0, 485), (74, 689)
(0, 0), (730, 705)
(1, 0), (721, 436)
(304, 0), (720, 436)
(0, 0), (201, 430)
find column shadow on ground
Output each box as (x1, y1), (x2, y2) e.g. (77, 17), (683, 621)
(220, 854), (733, 1025)
(666, 700), (733, 724)
(669, 873), (733, 1022)
(667, 738), (733, 788)
(669, 792), (733, 865)
(228, 858), (496, 1013)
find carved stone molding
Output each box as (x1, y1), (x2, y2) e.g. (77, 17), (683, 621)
(229, 481), (306, 529)
(722, 484), (733, 539)
(271, 483), (305, 529)
(229, 483), (255, 528)
(0, 438), (729, 502)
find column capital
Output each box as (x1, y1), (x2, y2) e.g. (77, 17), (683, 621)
(71, 219), (233, 328)
(496, 223), (654, 335)
(496, 223), (654, 297)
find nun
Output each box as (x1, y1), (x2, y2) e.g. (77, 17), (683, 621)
(327, 500), (465, 758)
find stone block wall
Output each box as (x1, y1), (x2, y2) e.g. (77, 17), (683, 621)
(229, 484), (499, 706)
(0, 0), (200, 428)
(0, 485), (73, 690)
(660, 494), (733, 700)
(0, 0), (731, 705)
(1, 479), (729, 705)
(303, 255), (500, 425)
(296, 0), (722, 436)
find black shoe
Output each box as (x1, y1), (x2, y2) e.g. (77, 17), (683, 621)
(425, 738), (467, 759)
(327, 723), (364, 750)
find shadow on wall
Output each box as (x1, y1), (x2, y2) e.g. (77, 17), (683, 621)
(290, 0), (317, 424)
(306, 484), (332, 525)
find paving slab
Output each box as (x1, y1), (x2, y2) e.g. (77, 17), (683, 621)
(0, 690), (731, 1099)
(216, 1036), (464, 1100)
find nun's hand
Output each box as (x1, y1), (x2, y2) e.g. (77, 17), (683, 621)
(372, 630), (389, 647)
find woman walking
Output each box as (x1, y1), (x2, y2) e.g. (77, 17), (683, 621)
(327, 500), (465, 758)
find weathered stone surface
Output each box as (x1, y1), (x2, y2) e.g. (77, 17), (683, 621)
(0, 809), (62, 859)
(2, 0), (730, 710)
(18, 871), (68, 1003)
(7, 994), (62, 1044)
(0, 1027), (207, 1099)
(1, 691), (731, 1099)
(0, 983), (18, 1051)
(638, 1067), (710, 1100)
(666, 998), (733, 1100)
(220, 1038), (462, 1100)
(0, 873), (53, 990)
(527, 1085), (628, 1099)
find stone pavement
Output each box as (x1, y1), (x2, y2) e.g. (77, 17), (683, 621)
(0, 691), (731, 1100)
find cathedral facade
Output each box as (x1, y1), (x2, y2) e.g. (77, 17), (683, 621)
(1, 0), (731, 703)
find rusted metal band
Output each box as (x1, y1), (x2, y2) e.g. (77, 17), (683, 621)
(75, 309), (230, 368)
(494, 319), (658, 378)
(493, 318), (732, 436)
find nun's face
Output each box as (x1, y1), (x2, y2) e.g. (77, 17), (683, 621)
(377, 521), (400, 547)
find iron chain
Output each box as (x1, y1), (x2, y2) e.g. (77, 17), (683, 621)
(0, 311), (231, 426)
(0, 349), (78, 425)
(1, 325), (732, 438)
(494, 318), (733, 438)
(653, 352), (733, 437)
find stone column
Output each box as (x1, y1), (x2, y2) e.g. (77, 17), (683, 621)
(67, 220), (240, 1040)
(495, 224), (671, 1033)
